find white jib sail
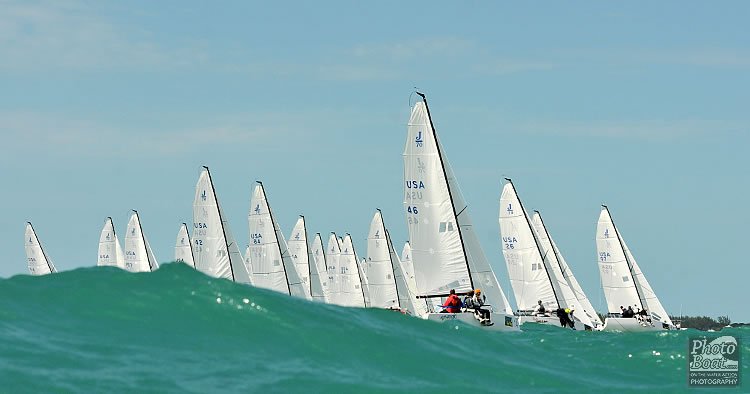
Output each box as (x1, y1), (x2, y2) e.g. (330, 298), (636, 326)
(364, 210), (400, 309)
(309, 233), (329, 302)
(247, 182), (305, 297)
(192, 167), (252, 284)
(531, 212), (594, 327)
(627, 248), (673, 327)
(338, 234), (366, 307)
(358, 258), (371, 308)
(98, 217), (125, 269)
(174, 223), (196, 268)
(404, 99), (512, 315)
(386, 230), (417, 314)
(326, 233), (342, 305)
(24, 222), (56, 275)
(499, 182), (557, 311)
(124, 211), (158, 272)
(596, 206), (643, 314)
(400, 242), (430, 316)
(288, 216), (313, 300)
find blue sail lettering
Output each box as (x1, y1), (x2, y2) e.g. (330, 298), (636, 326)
(405, 180), (426, 189)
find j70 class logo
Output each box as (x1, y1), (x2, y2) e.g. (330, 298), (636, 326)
(688, 335), (741, 387)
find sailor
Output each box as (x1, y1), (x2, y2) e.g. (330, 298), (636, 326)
(462, 290), (475, 311)
(620, 305), (627, 317)
(626, 306), (635, 318)
(533, 300), (546, 316)
(471, 289), (492, 325)
(556, 307), (574, 328)
(440, 289), (462, 313)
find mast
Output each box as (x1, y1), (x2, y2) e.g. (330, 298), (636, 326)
(133, 210), (152, 271)
(416, 91), (474, 292)
(505, 178), (560, 307)
(28, 222), (55, 273)
(258, 181), (292, 296)
(347, 233), (367, 305)
(204, 166), (236, 281)
(602, 205), (646, 310)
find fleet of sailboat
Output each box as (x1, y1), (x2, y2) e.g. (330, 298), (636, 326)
(18, 94), (678, 334)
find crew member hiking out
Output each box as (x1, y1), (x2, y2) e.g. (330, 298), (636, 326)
(472, 289), (493, 326)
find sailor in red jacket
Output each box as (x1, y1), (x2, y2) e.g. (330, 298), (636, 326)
(440, 289), (462, 313)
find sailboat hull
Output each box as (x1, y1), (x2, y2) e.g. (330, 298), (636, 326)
(602, 317), (670, 332)
(518, 315), (588, 331)
(425, 312), (520, 331)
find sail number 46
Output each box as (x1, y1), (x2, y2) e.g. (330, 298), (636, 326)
(407, 206), (419, 214)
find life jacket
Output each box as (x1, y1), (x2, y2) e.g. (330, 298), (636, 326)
(443, 295), (461, 313)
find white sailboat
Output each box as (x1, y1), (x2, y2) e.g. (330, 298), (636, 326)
(400, 242), (431, 317)
(24, 222), (57, 275)
(288, 216), (313, 300)
(97, 217), (125, 269)
(532, 211), (603, 329)
(192, 167), (252, 284)
(123, 210), (159, 272)
(309, 233), (330, 303)
(247, 182), (306, 298)
(499, 179), (590, 329)
(403, 93), (518, 330)
(174, 223), (196, 268)
(597, 205), (674, 331)
(336, 234), (367, 308)
(325, 232), (342, 304)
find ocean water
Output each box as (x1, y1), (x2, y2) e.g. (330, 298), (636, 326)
(0, 263), (746, 393)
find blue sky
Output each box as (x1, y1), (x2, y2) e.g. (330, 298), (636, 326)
(2, 1), (748, 321)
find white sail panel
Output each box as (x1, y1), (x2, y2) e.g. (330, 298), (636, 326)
(276, 219), (308, 299)
(400, 242), (430, 316)
(403, 101), (472, 296)
(625, 240), (673, 327)
(325, 233), (342, 305)
(98, 217), (125, 269)
(24, 223), (56, 275)
(124, 211), (158, 272)
(192, 168), (251, 283)
(552, 239), (602, 327)
(174, 223), (195, 268)
(288, 217), (312, 300)
(531, 212), (594, 327)
(338, 234), (366, 307)
(499, 183), (555, 310)
(386, 230), (417, 314)
(358, 258), (371, 308)
(248, 183), (292, 295)
(309, 233), (329, 302)
(364, 211), (400, 309)
(596, 207), (642, 313)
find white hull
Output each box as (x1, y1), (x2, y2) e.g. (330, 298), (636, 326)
(425, 312), (520, 332)
(602, 317), (670, 332)
(518, 315), (588, 330)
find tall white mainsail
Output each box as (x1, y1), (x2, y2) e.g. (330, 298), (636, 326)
(499, 180), (561, 312)
(337, 234), (366, 307)
(309, 233), (330, 302)
(247, 182), (306, 298)
(597, 206), (672, 327)
(174, 223), (196, 268)
(97, 217), (125, 269)
(325, 232), (342, 304)
(363, 210), (400, 309)
(192, 167), (251, 284)
(288, 216), (312, 300)
(24, 222), (56, 275)
(531, 211), (596, 328)
(123, 211), (159, 272)
(403, 94), (512, 315)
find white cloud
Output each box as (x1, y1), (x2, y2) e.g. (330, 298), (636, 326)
(511, 119), (740, 141)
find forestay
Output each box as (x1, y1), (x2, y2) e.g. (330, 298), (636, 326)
(531, 212), (595, 328)
(192, 167), (251, 284)
(288, 217), (312, 300)
(247, 182), (306, 298)
(24, 222), (56, 275)
(97, 217), (125, 269)
(124, 211), (159, 272)
(174, 223), (196, 268)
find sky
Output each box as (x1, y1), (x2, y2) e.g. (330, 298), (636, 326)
(2, 1), (748, 321)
